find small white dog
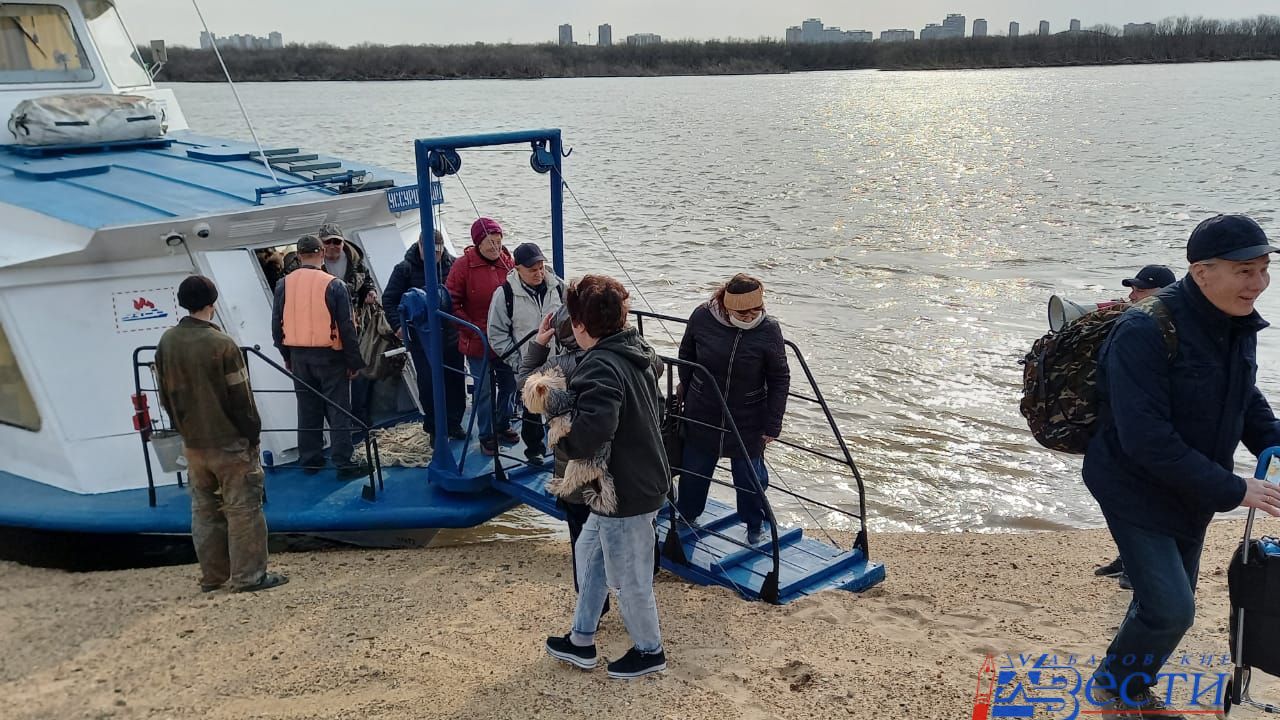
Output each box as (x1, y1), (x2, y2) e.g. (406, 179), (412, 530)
(522, 367), (617, 515)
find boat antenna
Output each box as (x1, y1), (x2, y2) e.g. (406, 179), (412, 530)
(189, 0), (280, 186)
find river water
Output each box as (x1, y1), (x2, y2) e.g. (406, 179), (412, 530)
(166, 60), (1280, 535)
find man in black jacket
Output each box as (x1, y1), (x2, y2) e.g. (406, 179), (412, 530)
(1085, 215), (1280, 718)
(544, 275), (670, 680)
(382, 230), (465, 440)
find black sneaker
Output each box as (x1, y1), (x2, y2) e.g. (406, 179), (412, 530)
(1100, 689), (1184, 719)
(335, 460), (372, 481)
(1095, 556), (1125, 578)
(448, 425), (467, 440)
(500, 429), (520, 445)
(545, 634), (597, 670)
(480, 438), (498, 456)
(607, 646), (667, 679)
(234, 571), (289, 593)
(526, 452), (546, 467)
(1117, 573), (1132, 591)
(746, 526), (766, 545)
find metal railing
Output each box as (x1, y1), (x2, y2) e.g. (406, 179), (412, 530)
(131, 344), (384, 507)
(632, 309), (871, 557)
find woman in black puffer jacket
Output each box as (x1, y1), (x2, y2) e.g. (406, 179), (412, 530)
(674, 274), (790, 544)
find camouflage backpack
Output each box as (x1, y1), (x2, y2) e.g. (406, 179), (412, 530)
(1019, 297), (1176, 453)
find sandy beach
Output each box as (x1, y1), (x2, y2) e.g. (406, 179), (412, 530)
(3, 519), (1278, 720)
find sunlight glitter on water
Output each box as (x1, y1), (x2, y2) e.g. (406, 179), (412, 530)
(170, 61), (1280, 533)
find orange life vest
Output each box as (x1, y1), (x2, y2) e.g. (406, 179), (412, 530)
(282, 267), (343, 350)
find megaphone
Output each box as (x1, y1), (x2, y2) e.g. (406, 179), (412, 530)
(1047, 295), (1125, 332)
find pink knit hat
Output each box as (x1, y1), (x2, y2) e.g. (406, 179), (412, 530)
(470, 217), (503, 245)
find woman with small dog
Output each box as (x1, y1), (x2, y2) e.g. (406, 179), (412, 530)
(543, 275), (671, 680)
(674, 273), (790, 545)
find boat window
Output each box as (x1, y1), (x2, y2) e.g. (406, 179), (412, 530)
(0, 321), (41, 432)
(79, 0), (148, 87)
(0, 4), (94, 83)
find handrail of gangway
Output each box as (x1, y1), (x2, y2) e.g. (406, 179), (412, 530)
(408, 306), (786, 600)
(630, 308), (871, 556)
(131, 344), (385, 507)
(659, 354), (784, 602)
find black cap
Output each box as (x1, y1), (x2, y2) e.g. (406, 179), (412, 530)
(177, 275), (218, 311)
(513, 242), (546, 268)
(296, 234), (323, 254)
(1187, 214), (1276, 263)
(1121, 264), (1176, 290)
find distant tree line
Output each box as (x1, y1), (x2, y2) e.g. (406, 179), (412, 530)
(152, 16), (1280, 82)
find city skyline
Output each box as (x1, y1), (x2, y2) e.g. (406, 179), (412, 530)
(116, 0), (1280, 47)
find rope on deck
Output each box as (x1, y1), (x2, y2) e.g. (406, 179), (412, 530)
(368, 422), (433, 467)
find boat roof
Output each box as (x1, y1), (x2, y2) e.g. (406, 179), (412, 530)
(0, 131), (413, 229)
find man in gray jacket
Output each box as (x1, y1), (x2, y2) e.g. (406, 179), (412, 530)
(488, 242), (564, 465)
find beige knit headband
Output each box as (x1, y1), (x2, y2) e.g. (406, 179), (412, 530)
(723, 286), (765, 311)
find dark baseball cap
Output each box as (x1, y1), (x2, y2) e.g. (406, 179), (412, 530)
(513, 242), (546, 268)
(1121, 264), (1176, 290)
(1186, 214), (1276, 263)
(296, 234), (323, 254)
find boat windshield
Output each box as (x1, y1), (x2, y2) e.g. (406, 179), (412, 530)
(79, 0), (148, 87)
(0, 3), (94, 84)
(0, 321), (40, 432)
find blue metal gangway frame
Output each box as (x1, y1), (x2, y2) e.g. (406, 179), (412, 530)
(413, 130), (566, 491)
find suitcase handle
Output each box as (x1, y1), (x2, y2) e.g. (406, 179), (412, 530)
(1241, 446), (1280, 564)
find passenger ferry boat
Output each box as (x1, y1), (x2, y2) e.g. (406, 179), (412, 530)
(0, 0), (884, 602)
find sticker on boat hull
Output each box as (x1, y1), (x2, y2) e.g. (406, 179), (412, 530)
(112, 288), (178, 333)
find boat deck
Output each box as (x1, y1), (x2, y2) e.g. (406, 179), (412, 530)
(0, 434), (521, 535)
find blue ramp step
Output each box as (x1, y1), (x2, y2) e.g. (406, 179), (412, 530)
(488, 460), (885, 604)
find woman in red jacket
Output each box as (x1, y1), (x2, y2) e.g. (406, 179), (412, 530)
(445, 217), (516, 455)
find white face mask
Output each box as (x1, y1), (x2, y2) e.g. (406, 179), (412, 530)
(729, 311), (766, 330)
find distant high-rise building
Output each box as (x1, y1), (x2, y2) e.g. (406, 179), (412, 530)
(880, 28), (915, 42)
(1009, 21), (1020, 37)
(598, 23), (612, 47)
(942, 13), (966, 38)
(558, 24), (573, 46)
(786, 18), (872, 44)
(1038, 20), (1050, 36)
(1123, 22), (1157, 36)
(626, 33), (662, 46)
(202, 31), (281, 51)
(920, 23), (945, 40)
(973, 19), (987, 37)
(1124, 22), (1156, 36)
(801, 18), (824, 43)
(1069, 18), (1082, 32)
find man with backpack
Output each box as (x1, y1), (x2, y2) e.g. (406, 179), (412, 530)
(487, 242), (565, 465)
(1083, 215), (1280, 718)
(1096, 263), (1178, 587)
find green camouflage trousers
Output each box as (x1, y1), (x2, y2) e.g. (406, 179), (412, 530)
(185, 440), (268, 591)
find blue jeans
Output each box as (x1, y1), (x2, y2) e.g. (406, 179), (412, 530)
(570, 511), (662, 654)
(675, 441), (769, 531)
(468, 357), (515, 441)
(1094, 515), (1202, 697)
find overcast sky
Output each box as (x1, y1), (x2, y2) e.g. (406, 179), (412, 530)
(116, 0), (1280, 46)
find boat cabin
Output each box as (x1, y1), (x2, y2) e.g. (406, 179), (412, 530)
(0, 0), (430, 498)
